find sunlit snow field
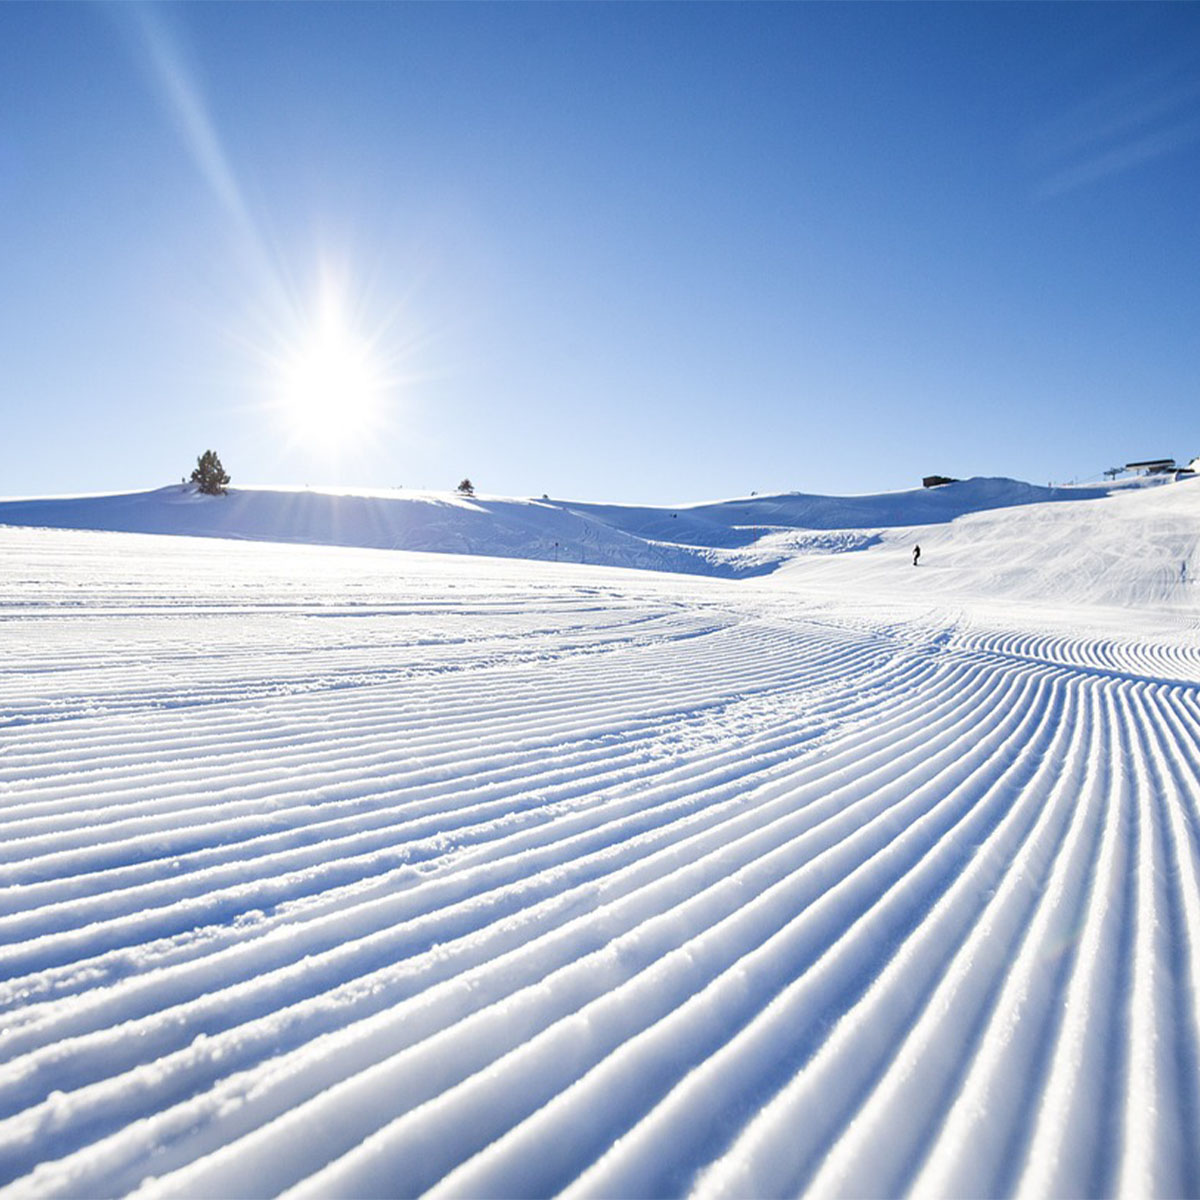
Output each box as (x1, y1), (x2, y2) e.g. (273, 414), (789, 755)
(2, 477), (1199, 1198)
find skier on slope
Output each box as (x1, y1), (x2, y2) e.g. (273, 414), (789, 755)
(913, 544), (921, 567)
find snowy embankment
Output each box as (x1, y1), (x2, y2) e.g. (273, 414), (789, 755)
(0, 477), (1198, 1197)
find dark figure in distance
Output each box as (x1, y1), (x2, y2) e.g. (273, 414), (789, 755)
(913, 544), (921, 567)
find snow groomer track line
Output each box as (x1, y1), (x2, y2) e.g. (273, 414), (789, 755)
(0, 472), (1198, 1199)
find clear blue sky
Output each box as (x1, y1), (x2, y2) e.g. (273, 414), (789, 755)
(3, 2), (1198, 502)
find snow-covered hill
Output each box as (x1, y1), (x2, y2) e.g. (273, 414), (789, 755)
(0, 474), (1153, 580)
(1, 474), (1199, 1197)
(2, 473), (1195, 609)
(775, 474), (1200, 612)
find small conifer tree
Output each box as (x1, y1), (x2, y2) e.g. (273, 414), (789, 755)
(191, 450), (230, 496)
(457, 478), (475, 496)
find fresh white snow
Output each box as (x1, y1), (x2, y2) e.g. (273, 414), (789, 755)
(0, 476), (1198, 1197)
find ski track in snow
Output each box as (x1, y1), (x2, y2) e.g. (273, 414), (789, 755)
(0, 524), (1198, 1198)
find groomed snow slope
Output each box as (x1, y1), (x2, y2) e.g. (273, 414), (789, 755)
(1, 478), (1199, 1197)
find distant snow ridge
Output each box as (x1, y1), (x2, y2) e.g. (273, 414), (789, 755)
(0, 476), (1113, 577)
(0, 496), (1199, 1198)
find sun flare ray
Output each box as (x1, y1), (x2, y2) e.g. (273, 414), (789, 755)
(268, 271), (391, 453)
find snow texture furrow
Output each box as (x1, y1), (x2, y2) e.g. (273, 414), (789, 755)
(0, 517), (1197, 1199)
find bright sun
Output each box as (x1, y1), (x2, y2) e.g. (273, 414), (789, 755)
(276, 293), (384, 448)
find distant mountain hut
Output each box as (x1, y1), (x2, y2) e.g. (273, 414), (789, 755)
(1125, 459), (1177, 476)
